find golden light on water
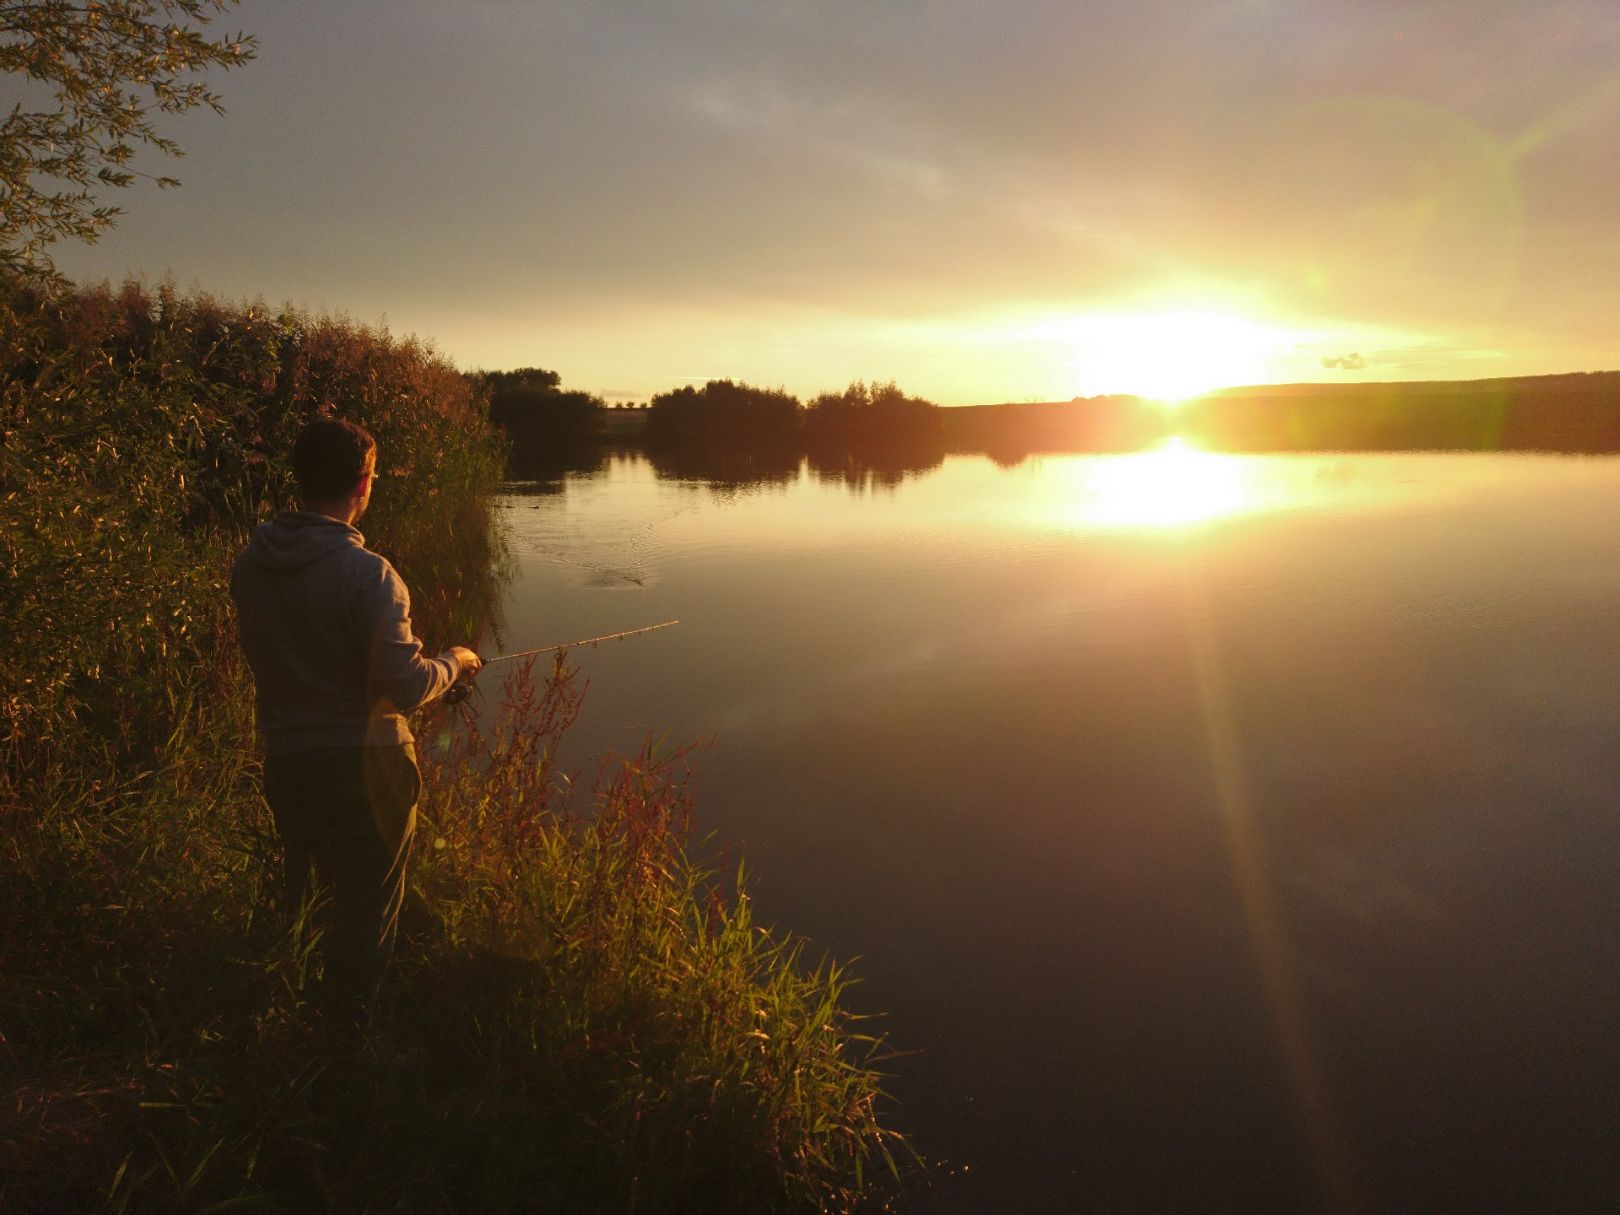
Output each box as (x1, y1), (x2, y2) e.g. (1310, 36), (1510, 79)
(1053, 438), (1257, 529)
(1177, 568), (1357, 1211)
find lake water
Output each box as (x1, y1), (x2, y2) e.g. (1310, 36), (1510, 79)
(492, 447), (1620, 1213)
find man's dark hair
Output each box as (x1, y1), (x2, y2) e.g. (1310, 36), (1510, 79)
(292, 419), (376, 501)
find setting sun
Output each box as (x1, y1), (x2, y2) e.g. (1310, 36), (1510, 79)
(1062, 310), (1296, 402)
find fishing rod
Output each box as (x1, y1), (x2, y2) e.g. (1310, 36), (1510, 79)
(481, 618), (681, 665)
(443, 619), (680, 704)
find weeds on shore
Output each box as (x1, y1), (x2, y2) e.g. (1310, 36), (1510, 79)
(1, 274), (906, 1210)
(0, 275), (505, 804)
(1, 657), (904, 1213)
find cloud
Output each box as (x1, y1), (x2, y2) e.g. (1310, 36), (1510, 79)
(51, 0), (1620, 395)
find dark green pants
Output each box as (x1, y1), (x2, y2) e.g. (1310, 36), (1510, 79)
(263, 744), (420, 1022)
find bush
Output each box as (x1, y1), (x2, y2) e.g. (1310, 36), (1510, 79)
(0, 659), (905, 1214)
(804, 381), (942, 453)
(477, 367), (604, 442)
(0, 275), (504, 798)
(0, 275), (906, 1211)
(645, 380), (803, 449)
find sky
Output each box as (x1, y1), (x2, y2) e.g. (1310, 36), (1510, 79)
(40, 0), (1620, 405)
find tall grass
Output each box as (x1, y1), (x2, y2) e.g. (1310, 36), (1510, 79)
(1, 658), (904, 1212)
(0, 277), (907, 1212)
(0, 276), (504, 797)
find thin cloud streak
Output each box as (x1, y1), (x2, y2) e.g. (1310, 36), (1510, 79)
(47, 0), (1620, 400)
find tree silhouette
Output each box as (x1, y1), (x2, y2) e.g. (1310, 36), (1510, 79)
(477, 367), (603, 437)
(0, 0), (255, 283)
(805, 380), (943, 453)
(645, 379), (802, 448)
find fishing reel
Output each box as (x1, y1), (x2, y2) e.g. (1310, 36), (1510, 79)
(444, 676), (475, 707)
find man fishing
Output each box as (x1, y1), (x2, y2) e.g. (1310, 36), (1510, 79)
(230, 418), (482, 1033)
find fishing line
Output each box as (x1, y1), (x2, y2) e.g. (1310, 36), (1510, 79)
(443, 619), (680, 705)
(481, 619), (681, 666)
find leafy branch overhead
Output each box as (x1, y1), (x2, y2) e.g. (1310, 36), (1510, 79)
(0, 0), (255, 281)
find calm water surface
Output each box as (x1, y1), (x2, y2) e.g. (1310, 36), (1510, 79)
(492, 449), (1620, 1213)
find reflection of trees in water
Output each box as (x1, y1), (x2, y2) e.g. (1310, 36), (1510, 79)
(976, 441), (1037, 469)
(637, 378), (950, 493)
(642, 440), (945, 495)
(505, 438), (609, 487)
(502, 477), (568, 498)
(805, 441), (944, 492)
(645, 443), (802, 493)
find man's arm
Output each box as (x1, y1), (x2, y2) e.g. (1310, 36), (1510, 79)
(361, 559), (480, 712)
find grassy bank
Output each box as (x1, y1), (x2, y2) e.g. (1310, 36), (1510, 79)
(0, 279), (905, 1212)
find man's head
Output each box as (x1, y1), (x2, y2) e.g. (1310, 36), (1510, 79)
(292, 418), (377, 519)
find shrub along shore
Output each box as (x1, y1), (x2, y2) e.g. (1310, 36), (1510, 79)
(0, 278), (905, 1212)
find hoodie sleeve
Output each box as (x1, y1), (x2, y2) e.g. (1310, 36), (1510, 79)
(356, 556), (463, 713)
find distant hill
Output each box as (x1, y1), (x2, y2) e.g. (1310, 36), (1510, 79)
(950, 371), (1620, 455)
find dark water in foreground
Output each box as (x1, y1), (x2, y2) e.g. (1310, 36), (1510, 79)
(492, 448), (1620, 1213)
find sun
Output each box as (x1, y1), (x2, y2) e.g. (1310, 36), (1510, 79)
(1065, 309), (1290, 402)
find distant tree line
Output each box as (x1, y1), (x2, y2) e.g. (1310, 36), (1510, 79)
(644, 379), (803, 448)
(805, 380), (944, 451)
(479, 365), (1620, 482)
(472, 366), (603, 445)
(1177, 373), (1620, 452)
(943, 373), (1620, 460)
(479, 370), (948, 481)
(642, 378), (944, 454)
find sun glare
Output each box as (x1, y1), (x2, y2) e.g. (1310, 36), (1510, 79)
(1054, 438), (1256, 529)
(1062, 310), (1291, 402)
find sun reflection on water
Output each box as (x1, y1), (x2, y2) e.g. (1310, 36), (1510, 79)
(1053, 437), (1261, 529)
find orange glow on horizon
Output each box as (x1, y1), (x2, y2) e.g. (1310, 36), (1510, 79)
(1060, 309), (1297, 402)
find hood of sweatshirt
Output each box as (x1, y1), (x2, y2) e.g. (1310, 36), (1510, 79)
(243, 512), (365, 574)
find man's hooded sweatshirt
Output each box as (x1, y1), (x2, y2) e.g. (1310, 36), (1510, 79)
(231, 512), (466, 755)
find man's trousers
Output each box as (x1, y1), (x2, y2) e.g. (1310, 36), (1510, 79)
(262, 743), (420, 1025)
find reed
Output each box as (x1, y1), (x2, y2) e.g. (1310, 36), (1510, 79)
(1, 658), (906, 1213)
(0, 276), (907, 1212)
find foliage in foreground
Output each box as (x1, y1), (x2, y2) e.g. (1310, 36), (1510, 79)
(0, 0), (256, 283)
(0, 658), (904, 1213)
(0, 274), (906, 1211)
(0, 274), (505, 800)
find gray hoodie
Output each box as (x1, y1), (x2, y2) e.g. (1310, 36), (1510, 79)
(230, 512), (466, 755)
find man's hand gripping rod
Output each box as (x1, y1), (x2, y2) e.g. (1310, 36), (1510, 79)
(444, 619), (680, 705)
